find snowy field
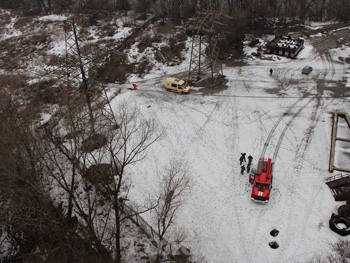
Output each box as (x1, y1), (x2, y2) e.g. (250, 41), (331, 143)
(2, 11), (350, 262)
(108, 32), (350, 262)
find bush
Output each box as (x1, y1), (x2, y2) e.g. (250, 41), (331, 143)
(81, 134), (108, 152)
(327, 239), (350, 263)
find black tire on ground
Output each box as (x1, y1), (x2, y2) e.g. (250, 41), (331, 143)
(329, 213), (350, 236)
(346, 197), (350, 208)
(269, 241), (279, 249)
(338, 205), (350, 218)
(270, 229), (279, 237)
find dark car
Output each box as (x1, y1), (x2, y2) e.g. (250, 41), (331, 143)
(302, 66), (313, 75)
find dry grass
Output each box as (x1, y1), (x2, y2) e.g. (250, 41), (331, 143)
(0, 74), (27, 90)
(29, 79), (60, 106)
(95, 52), (133, 83)
(13, 16), (35, 32)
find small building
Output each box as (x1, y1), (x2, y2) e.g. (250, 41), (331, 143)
(266, 36), (304, 58)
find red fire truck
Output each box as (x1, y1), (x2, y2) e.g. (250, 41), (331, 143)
(249, 157), (273, 203)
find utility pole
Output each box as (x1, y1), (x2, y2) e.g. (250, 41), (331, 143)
(72, 22), (95, 134)
(64, 21), (95, 134)
(64, 20), (119, 137)
(185, 8), (223, 87)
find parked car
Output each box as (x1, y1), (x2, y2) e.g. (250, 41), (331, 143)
(164, 77), (191, 94)
(302, 65), (313, 75)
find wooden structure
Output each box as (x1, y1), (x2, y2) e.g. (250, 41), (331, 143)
(329, 111), (350, 173)
(326, 173), (350, 201)
(265, 36), (304, 58)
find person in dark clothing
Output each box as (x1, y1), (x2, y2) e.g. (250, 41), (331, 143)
(247, 163), (251, 173)
(240, 165), (246, 175)
(239, 156), (244, 165)
(270, 68), (273, 76)
(241, 153), (246, 162)
(248, 155), (253, 165)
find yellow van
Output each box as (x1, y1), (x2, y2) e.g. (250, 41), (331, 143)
(164, 77), (191, 94)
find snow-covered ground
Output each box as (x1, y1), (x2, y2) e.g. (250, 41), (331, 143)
(2, 10), (350, 262)
(107, 31), (350, 262)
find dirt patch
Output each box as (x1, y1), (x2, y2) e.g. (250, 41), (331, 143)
(310, 34), (338, 54)
(192, 75), (229, 95)
(264, 87), (282, 95)
(308, 25), (350, 54)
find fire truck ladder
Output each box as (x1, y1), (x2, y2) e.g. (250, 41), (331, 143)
(256, 157), (273, 176)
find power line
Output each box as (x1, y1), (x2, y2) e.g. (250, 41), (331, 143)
(134, 89), (350, 99)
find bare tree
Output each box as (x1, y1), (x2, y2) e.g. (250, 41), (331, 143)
(152, 160), (191, 262)
(101, 102), (162, 263)
(0, 79), (108, 263)
(39, 97), (162, 263)
(0, 85), (43, 261)
(327, 239), (350, 263)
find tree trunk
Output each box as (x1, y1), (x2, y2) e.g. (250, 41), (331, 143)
(114, 191), (122, 263)
(67, 163), (76, 222)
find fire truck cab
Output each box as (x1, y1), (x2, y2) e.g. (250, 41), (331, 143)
(249, 157), (273, 203)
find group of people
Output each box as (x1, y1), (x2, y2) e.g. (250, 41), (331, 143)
(240, 153), (253, 175)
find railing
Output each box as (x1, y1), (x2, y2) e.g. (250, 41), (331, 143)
(121, 204), (160, 246)
(326, 173), (350, 183)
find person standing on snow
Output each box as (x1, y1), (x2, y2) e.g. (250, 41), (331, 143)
(132, 83), (138, 90)
(247, 163), (251, 173)
(270, 68), (273, 76)
(248, 155), (253, 165)
(239, 156), (244, 165)
(241, 165), (246, 175)
(241, 153), (246, 162)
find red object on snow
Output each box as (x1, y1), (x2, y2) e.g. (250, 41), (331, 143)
(132, 83), (138, 90)
(249, 157), (273, 203)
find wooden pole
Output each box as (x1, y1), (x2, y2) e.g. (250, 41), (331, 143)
(329, 111), (338, 172)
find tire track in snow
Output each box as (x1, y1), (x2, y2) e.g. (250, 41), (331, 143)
(272, 98), (318, 257)
(228, 70), (275, 262)
(277, 97), (333, 261)
(241, 80), (271, 149)
(184, 100), (223, 149)
(221, 76), (291, 262)
(260, 97), (307, 158)
(246, 96), (316, 259)
(222, 76), (253, 262)
(273, 42), (341, 252)
(272, 97), (315, 161)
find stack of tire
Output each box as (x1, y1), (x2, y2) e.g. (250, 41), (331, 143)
(329, 198), (350, 236)
(338, 198), (350, 218)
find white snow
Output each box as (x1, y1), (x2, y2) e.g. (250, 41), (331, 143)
(106, 32), (350, 262)
(1, 10), (350, 262)
(37, 14), (68, 22)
